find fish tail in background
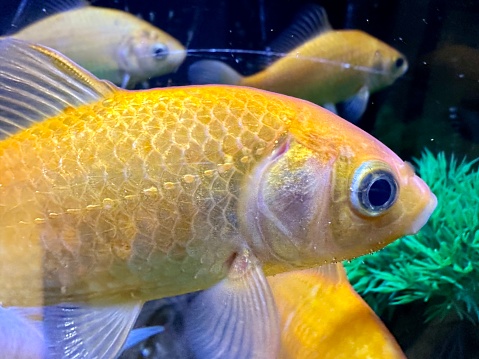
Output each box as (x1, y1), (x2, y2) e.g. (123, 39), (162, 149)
(0, 306), (45, 358)
(188, 60), (243, 85)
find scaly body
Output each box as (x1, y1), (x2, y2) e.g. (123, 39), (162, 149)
(0, 87), (292, 306)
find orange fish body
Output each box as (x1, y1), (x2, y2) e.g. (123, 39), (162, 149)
(0, 39), (435, 358)
(268, 264), (406, 359)
(242, 29), (406, 104)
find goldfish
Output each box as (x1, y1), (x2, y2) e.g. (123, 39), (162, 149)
(0, 38), (435, 358)
(4, 0), (186, 88)
(120, 264), (406, 358)
(268, 264), (406, 359)
(188, 5), (408, 123)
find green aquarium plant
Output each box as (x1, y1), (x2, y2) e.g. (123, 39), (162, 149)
(345, 150), (479, 324)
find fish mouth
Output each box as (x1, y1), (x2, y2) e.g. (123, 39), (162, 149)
(408, 191), (437, 234)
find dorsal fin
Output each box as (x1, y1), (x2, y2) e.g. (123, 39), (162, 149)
(0, 38), (117, 140)
(7, 0), (89, 34)
(267, 4), (332, 56)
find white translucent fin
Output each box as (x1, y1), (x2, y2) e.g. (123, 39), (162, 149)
(188, 60), (243, 85)
(43, 301), (142, 359)
(184, 250), (280, 359)
(0, 306), (45, 358)
(8, 0), (88, 33)
(0, 38), (116, 139)
(336, 86), (370, 123)
(267, 5), (332, 55)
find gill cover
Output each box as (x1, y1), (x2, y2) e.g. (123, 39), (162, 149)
(241, 140), (332, 265)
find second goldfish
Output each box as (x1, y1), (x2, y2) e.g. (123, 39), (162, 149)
(189, 5), (408, 122)
(5, 0), (186, 88)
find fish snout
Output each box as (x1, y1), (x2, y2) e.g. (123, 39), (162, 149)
(406, 175), (437, 234)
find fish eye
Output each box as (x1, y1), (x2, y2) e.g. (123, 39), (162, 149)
(350, 161), (398, 217)
(395, 57), (405, 68)
(151, 43), (168, 60)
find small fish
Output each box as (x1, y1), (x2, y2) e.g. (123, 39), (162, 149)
(0, 38), (435, 358)
(188, 5), (408, 122)
(4, 0), (186, 88)
(268, 264), (406, 359)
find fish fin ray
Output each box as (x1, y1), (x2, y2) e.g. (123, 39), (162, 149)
(188, 60), (243, 85)
(184, 249), (280, 359)
(0, 38), (116, 139)
(6, 0), (89, 34)
(44, 301), (142, 359)
(336, 86), (370, 123)
(267, 5), (332, 57)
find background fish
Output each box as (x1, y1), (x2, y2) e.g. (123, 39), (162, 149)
(4, 0), (186, 88)
(268, 264), (406, 359)
(188, 5), (408, 123)
(0, 38), (435, 358)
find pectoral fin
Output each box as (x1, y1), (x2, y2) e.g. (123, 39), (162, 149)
(44, 301), (143, 359)
(184, 249), (280, 359)
(336, 86), (370, 123)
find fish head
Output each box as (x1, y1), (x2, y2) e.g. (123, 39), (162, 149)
(357, 31), (408, 91)
(118, 27), (186, 82)
(241, 101), (436, 274)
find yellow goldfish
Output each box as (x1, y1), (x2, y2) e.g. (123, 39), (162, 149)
(0, 38), (435, 358)
(5, 0), (186, 88)
(268, 264), (406, 359)
(188, 5), (408, 122)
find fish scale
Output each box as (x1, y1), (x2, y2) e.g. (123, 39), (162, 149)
(0, 87), (292, 306)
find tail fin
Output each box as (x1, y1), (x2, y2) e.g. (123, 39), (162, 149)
(188, 60), (243, 85)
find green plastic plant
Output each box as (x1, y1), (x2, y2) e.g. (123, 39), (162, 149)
(345, 150), (479, 323)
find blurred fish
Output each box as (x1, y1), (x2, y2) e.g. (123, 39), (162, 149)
(268, 264), (406, 359)
(188, 5), (408, 123)
(4, 0), (186, 88)
(121, 264), (406, 359)
(0, 38), (435, 358)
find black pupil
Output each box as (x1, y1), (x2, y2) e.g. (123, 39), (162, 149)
(395, 58), (404, 68)
(154, 47), (165, 57)
(368, 178), (392, 207)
